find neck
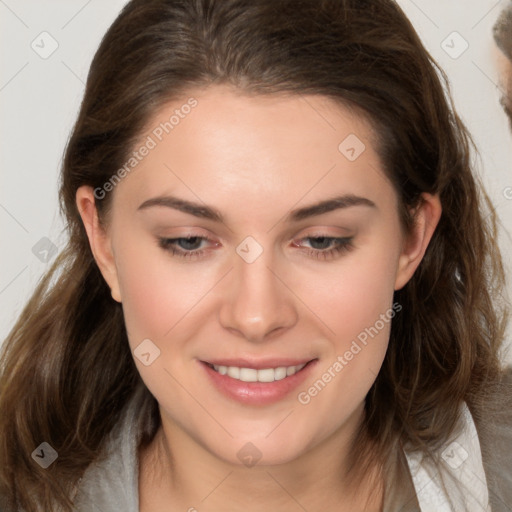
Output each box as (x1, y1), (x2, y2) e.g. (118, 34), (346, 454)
(139, 404), (384, 512)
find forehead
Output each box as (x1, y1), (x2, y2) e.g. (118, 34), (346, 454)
(141, 85), (375, 150)
(110, 85), (394, 216)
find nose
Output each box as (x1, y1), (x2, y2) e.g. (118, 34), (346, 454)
(218, 247), (298, 343)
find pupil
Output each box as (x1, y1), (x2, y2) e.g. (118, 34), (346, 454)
(311, 237), (331, 250)
(180, 237), (201, 250)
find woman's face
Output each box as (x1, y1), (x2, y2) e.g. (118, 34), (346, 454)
(78, 85), (439, 466)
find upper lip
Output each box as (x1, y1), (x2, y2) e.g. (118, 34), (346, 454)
(201, 358), (316, 369)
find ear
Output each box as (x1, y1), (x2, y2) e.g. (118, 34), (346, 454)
(76, 186), (122, 302)
(394, 193), (442, 291)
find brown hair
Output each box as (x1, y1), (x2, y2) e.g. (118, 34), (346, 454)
(0, 0), (509, 510)
(494, 1), (512, 126)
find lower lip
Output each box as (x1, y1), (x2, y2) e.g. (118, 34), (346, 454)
(199, 359), (318, 406)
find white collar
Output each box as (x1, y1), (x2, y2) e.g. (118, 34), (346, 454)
(404, 402), (491, 511)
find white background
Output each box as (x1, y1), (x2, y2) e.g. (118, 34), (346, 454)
(1, 0), (511, 363)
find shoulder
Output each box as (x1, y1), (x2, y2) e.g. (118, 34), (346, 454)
(475, 366), (512, 511)
(72, 387), (149, 512)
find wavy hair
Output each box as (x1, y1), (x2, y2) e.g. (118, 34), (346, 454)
(0, 0), (509, 510)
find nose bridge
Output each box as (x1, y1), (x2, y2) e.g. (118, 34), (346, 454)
(219, 239), (297, 341)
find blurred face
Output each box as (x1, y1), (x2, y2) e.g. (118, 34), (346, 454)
(77, 85), (439, 468)
(495, 45), (512, 128)
(494, 7), (512, 129)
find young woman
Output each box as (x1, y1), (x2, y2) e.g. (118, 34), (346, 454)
(1, 1), (511, 510)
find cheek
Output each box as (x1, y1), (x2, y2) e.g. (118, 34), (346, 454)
(112, 236), (219, 403)
(115, 222), (401, 350)
(296, 237), (400, 343)
(113, 232), (215, 344)
(292, 237), (400, 416)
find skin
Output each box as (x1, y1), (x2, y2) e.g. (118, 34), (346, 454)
(494, 45), (512, 128)
(76, 85), (441, 511)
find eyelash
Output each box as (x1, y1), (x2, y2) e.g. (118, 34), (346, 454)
(157, 235), (354, 261)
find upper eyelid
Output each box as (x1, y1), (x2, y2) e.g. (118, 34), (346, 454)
(151, 214), (357, 240)
(164, 229), (352, 239)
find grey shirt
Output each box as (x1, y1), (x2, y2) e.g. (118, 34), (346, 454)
(71, 370), (512, 512)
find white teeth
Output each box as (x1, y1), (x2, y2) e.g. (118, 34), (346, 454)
(227, 366), (240, 379)
(239, 368), (258, 382)
(212, 363), (307, 382)
(274, 367), (287, 380)
(258, 368), (276, 382)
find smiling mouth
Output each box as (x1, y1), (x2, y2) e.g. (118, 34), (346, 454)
(204, 361), (314, 383)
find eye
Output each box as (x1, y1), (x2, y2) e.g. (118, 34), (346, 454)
(157, 234), (354, 262)
(158, 236), (218, 260)
(292, 236), (354, 261)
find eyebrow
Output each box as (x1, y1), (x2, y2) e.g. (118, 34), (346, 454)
(137, 194), (376, 223)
